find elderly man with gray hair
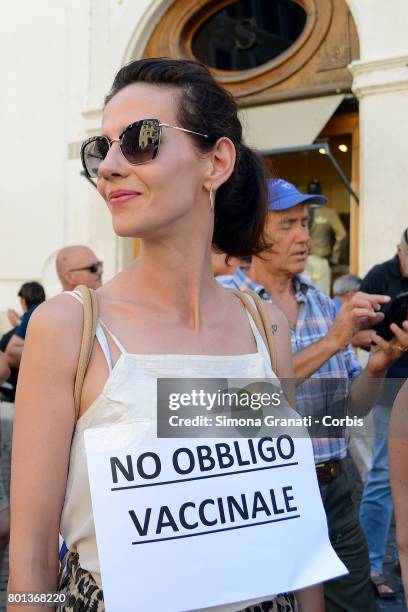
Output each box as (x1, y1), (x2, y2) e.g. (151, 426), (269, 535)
(332, 274), (362, 313)
(333, 275), (378, 351)
(220, 180), (408, 611)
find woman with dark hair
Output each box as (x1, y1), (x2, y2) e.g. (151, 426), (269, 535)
(9, 59), (324, 611)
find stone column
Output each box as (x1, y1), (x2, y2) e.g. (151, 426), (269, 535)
(349, 55), (408, 274)
(347, 0), (408, 274)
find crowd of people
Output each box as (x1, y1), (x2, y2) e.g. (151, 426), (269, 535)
(0, 57), (407, 611)
(216, 179), (408, 607)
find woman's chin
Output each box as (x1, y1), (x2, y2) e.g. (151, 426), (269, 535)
(111, 219), (141, 238)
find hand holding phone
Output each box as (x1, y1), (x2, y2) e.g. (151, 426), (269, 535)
(373, 291), (408, 341)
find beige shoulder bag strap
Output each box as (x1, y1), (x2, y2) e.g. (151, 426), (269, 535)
(73, 285), (99, 420)
(233, 289), (277, 373)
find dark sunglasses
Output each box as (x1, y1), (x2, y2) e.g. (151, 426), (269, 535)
(69, 261), (103, 274)
(81, 118), (209, 178)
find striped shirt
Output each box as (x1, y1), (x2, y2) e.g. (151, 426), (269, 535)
(218, 268), (362, 463)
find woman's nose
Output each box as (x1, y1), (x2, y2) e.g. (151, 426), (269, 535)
(98, 141), (128, 179)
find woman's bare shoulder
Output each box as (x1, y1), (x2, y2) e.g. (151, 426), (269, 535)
(25, 293), (84, 358)
(262, 302), (293, 383)
(16, 294), (85, 395)
(29, 293), (83, 329)
(220, 287), (289, 334)
(262, 302), (289, 330)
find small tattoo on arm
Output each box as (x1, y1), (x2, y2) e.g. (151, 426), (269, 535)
(271, 324), (278, 334)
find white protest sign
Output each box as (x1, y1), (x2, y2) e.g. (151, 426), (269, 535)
(85, 421), (346, 612)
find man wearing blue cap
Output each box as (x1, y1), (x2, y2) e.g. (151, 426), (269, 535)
(219, 179), (408, 611)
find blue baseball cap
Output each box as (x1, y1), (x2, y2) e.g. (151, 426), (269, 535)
(267, 179), (327, 211)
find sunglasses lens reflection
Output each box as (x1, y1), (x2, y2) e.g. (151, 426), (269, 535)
(81, 120), (161, 178)
(121, 120), (160, 165)
(83, 138), (109, 178)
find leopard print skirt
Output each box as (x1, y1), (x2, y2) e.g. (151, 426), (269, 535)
(58, 551), (297, 612)
(242, 595), (298, 612)
(57, 552), (104, 612)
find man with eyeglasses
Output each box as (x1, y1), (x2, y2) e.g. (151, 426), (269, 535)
(56, 245), (103, 291)
(218, 179), (408, 611)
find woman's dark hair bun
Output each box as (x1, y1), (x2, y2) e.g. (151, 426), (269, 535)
(107, 58), (270, 257)
(213, 144), (269, 256)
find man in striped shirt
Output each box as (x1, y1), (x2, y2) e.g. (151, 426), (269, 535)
(218, 179), (408, 612)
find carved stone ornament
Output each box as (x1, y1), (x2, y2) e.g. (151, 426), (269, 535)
(142, 0), (360, 106)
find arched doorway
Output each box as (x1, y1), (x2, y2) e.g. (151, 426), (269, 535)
(130, 0), (360, 283)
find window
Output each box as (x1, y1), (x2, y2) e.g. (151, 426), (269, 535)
(191, 0), (307, 71)
(142, 0), (359, 104)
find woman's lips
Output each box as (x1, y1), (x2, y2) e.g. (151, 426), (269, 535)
(108, 190), (141, 206)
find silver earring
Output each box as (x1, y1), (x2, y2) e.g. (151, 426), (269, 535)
(209, 187), (215, 212)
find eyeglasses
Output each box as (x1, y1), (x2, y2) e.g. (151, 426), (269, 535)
(81, 118), (209, 178)
(69, 261), (103, 274)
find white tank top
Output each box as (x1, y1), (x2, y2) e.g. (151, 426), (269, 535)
(60, 290), (279, 610)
